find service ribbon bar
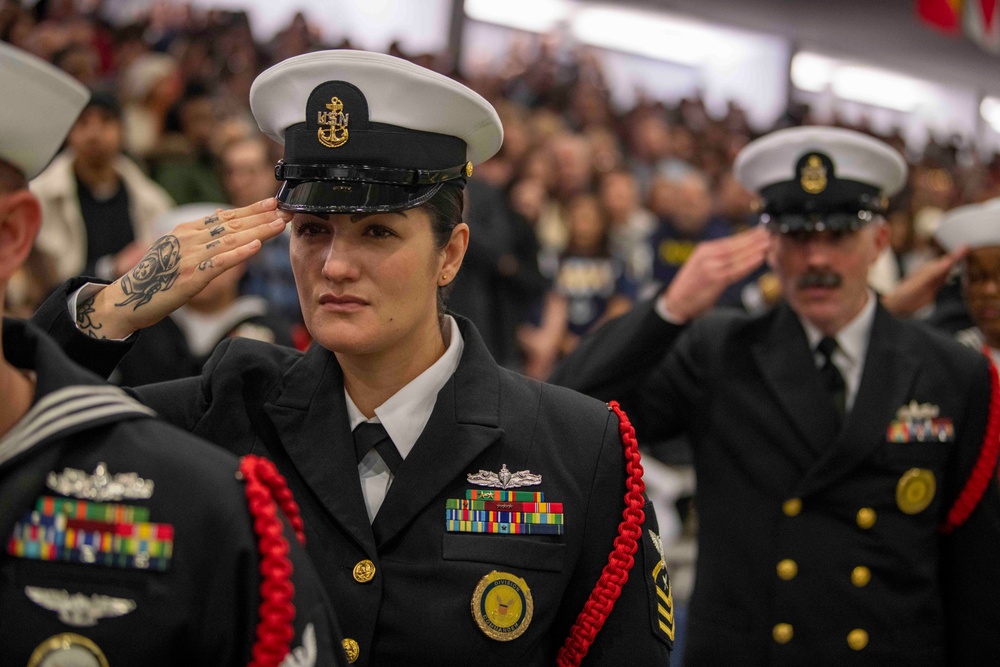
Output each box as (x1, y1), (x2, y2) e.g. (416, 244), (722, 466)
(446, 520), (564, 535)
(465, 489), (545, 502)
(6, 495), (173, 571)
(445, 499), (563, 513)
(446, 509), (564, 525)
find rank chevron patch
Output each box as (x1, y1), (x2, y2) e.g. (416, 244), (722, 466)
(646, 529), (675, 647)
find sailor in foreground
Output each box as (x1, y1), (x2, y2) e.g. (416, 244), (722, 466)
(32, 50), (672, 665)
(551, 126), (1000, 665)
(0, 42), (345, 666)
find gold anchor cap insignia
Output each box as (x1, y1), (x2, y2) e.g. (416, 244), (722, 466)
(317, 96), (349, 148)
(800, 154), (827, 194)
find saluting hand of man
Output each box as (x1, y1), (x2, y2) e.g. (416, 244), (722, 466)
(659, 225), (771, 323)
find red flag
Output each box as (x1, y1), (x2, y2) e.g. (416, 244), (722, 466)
(917, 0), (964, 33)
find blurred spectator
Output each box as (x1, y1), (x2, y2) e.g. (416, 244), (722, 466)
(151, 80), (227, 204)
(120, 51), (181, 159)
(31, 92), (172, 282)
(598, 169), (656, 288)
(221, 135), (302, 326)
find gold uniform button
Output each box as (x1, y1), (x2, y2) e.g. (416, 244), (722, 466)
(353, 559), (376, 583)
(776, 559), (798, 580)
(782, 498), (802, 517)
(342, 638), (360, 663)
(847, 628), (869, 651)
(773, 623), (794, 644)
(856, 507), (877, 529)
(851, 566), (871, 587)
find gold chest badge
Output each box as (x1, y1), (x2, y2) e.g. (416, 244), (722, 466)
(896, 468), (936, 515)
(317, 96), (349, 148)
(800, 154), (827, 194)
(471, 570), (533, 641)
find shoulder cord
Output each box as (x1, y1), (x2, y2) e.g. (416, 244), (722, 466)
(941, 348), (1000, 534)
(557, 401), (646, 667)
(240, 454), (307, 667)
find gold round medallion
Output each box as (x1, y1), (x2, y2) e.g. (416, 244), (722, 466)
(28, 633), (109, 667)
(851, 566), (871, 588)
(465, 161), (474, 178)
(896, 468), (935, 515)
(341, 638), (360, 664)
(471, 570), (533, 641)
(776, 559), (798, 581)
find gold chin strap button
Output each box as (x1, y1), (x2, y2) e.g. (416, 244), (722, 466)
(773, 623), (793, 644)
(856, 507), (877, 530)
(851, 566), (871, 587)
(782, 498), (802, 517)
(353, 559), (376, 584)
(776, 559), (798, 581)
(847, 628), (869, 651)
(342, 638), (360, 663)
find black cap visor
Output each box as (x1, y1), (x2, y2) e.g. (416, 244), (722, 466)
(276, 179), (444, 213)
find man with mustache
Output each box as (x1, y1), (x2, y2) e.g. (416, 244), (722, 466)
(552, 126), (1000, 665)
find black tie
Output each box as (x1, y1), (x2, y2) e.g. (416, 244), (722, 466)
(816, 336), (846, 418)
(352, 422), (403, 474)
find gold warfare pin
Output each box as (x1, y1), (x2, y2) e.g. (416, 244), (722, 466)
(896, 468), (936, 515)
(317, 96), (349, 148)
(471, 570), (533, 641)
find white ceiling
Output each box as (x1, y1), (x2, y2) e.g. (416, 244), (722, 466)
(594, 0), (1000, 97)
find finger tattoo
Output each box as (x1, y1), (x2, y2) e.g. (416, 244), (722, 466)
(206, 240), (221, 249)
(210, 226), (224, 236)
(198, 258), (214, 271)
(204, 213), (219, 226)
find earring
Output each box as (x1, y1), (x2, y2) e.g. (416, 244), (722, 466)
(441, 273), (449, 283)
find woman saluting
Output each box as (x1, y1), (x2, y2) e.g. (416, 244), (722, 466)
(36, 50), (672, 666)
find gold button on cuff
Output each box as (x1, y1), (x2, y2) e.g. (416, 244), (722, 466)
(851, 566), (871, 588)
(856, 507), (877, 529)
(847, 628), (869, 651)
(773, 623), (794, 644)
(776, 559), (798, 581)
(782, 498), (802, 517)
(342, 638), (360, 663)
(353, 559), (376, 583)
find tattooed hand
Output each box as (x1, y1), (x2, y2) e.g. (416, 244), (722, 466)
(73, 198), (287, 339)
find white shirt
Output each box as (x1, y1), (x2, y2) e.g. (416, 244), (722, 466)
(799, 291), (877, 413)
(345, 316), (465, 523)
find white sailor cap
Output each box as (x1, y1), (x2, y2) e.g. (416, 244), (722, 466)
(734, 126), (907, 234)
(935, 198), (1000, 252)
(249, 50), (503, 213)
(0, 41), (89, 180)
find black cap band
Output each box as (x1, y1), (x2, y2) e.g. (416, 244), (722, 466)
(275, 160), (470, 186)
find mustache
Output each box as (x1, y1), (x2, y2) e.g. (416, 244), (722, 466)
(797, 271), (842, 289)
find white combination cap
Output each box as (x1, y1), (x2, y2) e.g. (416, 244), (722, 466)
(0, 41), (89, 180)
(935, 198), (1000, 252)
(734, 126), (907, 233)
(250, 50), (503, 213)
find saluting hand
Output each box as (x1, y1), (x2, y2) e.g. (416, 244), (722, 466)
(75, 198), (290, 340)
(659, 226), (771, 323)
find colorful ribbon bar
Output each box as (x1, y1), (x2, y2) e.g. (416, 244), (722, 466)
(445, 499), (563, 513)
(446, 520), (564, 535)
(446, 509), (563, 524)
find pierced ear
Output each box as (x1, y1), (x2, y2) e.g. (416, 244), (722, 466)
(0, 190), (42, 282)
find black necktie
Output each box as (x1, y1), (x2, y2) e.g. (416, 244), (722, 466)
(816, 336), (846, 418)
(352, 422), (403, 474)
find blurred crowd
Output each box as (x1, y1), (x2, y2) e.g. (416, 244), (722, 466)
(4, 0), (1000, 377)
